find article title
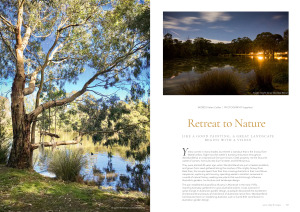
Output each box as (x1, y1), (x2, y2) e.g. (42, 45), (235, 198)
(188, 119), (266, 128)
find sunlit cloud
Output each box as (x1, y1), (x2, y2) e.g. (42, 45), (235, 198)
(272, 15), (283, 20)
(181, 17), (202, 25)
(200, 12), (232, 23)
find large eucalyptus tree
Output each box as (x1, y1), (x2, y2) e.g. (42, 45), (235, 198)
(0, 0), (149, 168)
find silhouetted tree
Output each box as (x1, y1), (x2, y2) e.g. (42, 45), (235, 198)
(193, 37), (212, 56)
(254, 32), (283, 56)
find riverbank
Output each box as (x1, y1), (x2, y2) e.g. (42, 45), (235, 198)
(0, 164), (149, 212)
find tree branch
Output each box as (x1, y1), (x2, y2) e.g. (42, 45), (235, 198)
(24, 68), (39, 95)
(31, 136), (82, 150)
(0, 15), (15, 30)
(0, 31), (16, 60)
(57, 16), (91, 32)
(28, 42), (149, 120)
(21, 26), (32, 51)
(16, 0), (25, 46)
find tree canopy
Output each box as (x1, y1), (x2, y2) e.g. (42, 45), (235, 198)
(163, 30), (288, 60)
(0, 0), (150, 168)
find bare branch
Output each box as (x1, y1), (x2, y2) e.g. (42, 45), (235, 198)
(31, 136), (81, 150)
(31, 31), (52, 38)
(58, 16), (91, 32)
(28, 66), (114, 120)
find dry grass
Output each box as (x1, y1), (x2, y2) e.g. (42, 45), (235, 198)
(182, 70), (246, 95)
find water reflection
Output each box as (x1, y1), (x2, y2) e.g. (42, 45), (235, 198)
(90, 152), (150, 193)
(163, 56), (288, 95)
(34, 148), (150, 194)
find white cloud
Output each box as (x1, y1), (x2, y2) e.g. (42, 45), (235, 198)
(181, 17), (202, 25)
(163, 12), (233, 32)
(272, 15), (282, 20)
(163, 16), (202, 31)
(200, 12), (232, 23)
(208, 26), (225, 29)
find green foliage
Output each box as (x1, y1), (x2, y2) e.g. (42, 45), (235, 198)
(254, 32), (283, 54)
(0, 97), (11, 164)
(182, 70), (246, 95)
(231, 37), (253, 54)
(0, 0), (149, 102)
(77, 95), (150, 161)
(0, 125), (9, 164)
(49, 149), (87, 182)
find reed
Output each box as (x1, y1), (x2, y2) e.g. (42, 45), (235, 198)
(182, 70), (246, 95)
(49, 148), (87, 182)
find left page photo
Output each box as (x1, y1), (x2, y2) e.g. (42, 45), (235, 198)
(0, 0), (150, 211)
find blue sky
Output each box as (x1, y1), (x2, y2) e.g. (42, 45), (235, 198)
(0, 67), (149, 101)
(163, 12), (288, 43)
(0, 33), (149, 101)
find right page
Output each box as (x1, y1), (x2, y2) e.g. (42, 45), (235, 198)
(151, 0), (300, 211)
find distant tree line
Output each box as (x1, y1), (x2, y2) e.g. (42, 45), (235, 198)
(163, 30), (288, 59)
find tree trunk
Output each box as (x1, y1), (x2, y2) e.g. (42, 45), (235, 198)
(7, 44), (32, 168)
(30, 121), (37, 166)
(7, 114), (32, 168)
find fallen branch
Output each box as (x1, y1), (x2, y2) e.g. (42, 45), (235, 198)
(31, 136), (81, 150)
(40, 131), (60, 138)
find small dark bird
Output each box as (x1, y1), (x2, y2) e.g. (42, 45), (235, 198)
(91, 152), (94, 155)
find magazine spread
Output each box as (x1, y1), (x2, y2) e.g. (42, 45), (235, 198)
(0, 0), (300, 211)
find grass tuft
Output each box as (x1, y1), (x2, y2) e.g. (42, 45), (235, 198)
(49, 149), (87, 182)
(182, 70), (246, 95)
(248, 69), (274, 92)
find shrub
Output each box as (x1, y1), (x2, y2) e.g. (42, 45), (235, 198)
(182, 70), (246, 95)
(0, 97), (11, 164)
(0, 125), (9, 164)
(273, 72), (288, 84)
(49, 149), (87, 182)
(248, 69), (274, 92)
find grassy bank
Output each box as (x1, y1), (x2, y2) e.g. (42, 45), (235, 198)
(0, 165), (149, 212)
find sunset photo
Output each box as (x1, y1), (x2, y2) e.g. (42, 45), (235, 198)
(163, 12), (288, 95)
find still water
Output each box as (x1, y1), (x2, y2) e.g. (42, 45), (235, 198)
(34, 146), (150, 194)
(163, 55), (288, 95)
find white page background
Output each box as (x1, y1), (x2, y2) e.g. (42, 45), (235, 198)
(151, 0), (300, 211)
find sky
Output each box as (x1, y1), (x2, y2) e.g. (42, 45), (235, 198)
(0, 36), (149, 101)
(0, 67), (150, 101)
(163, 12), (288, 43)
